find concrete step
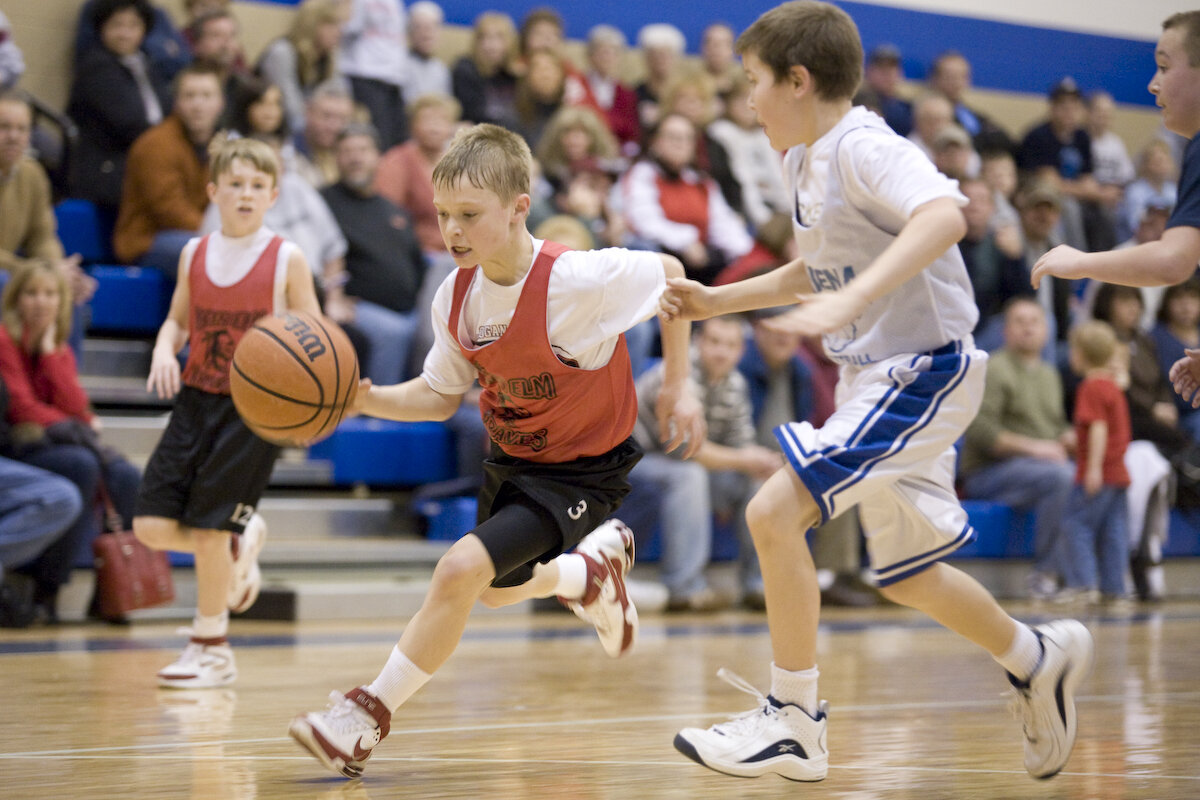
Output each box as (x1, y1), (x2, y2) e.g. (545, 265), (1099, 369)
(82, 374), (172, 410)
(80, 336), (153, 378)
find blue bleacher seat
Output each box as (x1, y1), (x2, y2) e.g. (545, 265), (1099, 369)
(952, 500), (1036, 558)
(308, 418), (456, 486)
(55, 199), (115, 264)
(417, 496), (478, 541)
(86, 265), (172, 333)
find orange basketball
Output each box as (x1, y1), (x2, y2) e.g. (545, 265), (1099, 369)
(230, 311), (359, 447)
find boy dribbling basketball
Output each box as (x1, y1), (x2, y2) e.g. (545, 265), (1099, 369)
(659, 1), (1093, 783)
(134, 137), (322, 688)
(288, 123), (705, 778)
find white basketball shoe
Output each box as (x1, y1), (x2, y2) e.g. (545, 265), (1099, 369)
(290, 687), (391, 779)
(228, 513), (267, 614)
(561, 519), (638, 658)
(674, 668), (829, 782)
(156, 633), (237, 689)
(1008, 619), (1094, 779)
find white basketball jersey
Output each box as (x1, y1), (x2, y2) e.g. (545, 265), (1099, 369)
(785, 107), (978, 365)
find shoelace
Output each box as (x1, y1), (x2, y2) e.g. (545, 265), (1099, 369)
(1005, 686), (1043, 743)
(321, 691), (375, 734)
(711, 668), (781, 735)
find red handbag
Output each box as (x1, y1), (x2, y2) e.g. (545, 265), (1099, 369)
(91, 489), (175, 619)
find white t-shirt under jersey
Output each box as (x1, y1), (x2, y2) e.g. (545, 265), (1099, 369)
(785, 106), (976, 364)
(421, 236), (665, 396)
(179, 227), (296, 315)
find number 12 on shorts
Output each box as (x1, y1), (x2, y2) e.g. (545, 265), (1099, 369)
(230, 503), (256, 526)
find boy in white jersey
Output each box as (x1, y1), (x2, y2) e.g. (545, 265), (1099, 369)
(135, 138), (322, 688)
(288, 124), (705, 779)
(661, 1), (1093, 783)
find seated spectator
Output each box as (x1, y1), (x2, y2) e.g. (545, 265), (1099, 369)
(532, 214), (596, 250)
(535, 107), (625, 247)
(0, 452), (82, 628)
(927, 50), (1013, 153)
(402, 1), (451, 103)
(1118, 139), (1178, 243)
(451, 11), (519, 129)
(907, 91), (953, 162)
(190, 8), (248, 113)
(959, 177), (1026, 351)
(516, 7), (580, 80)
(1017, 77), (1110, 251)
(228, 76), (288, 143)
(321, 124), (427, 385)
(0, 92), (96, 354)
(340, 0), (408, 148)
(256, 0), (346, 137)
(73, 0), (188, 83)
(292, 80), (354, 188)
(513, 49), (566, 150)
(863, 43), (912, 136)
(1150, 278), (1200, 439)
(1092, 282), (1192, 463)
(634, 23), (685, 130)
(1087, 90), (1135, 206)
(572, 25), (640, 152)
(621, 315), (783, 611)
(960, 297), (1076, 598)
(375, 92), (459, 254)
(0, 263), (141, 623)
(1016, 180), (1072, 357)
(68, 0), (171, 213)
(980, 147), (1021, 232)
(699, 23), (739, 102)
(114, 63), (224, 274)
(618, 113), (752, 285)
(930, 124), (979, 181)
(660, 65), (743, 216)
(0, 11), (24, 91)
(707, 75), (789, 230)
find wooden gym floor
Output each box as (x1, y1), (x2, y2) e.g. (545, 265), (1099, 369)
(1, 601), (1198, 799)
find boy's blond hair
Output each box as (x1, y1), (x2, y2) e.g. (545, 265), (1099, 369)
(1069, 320), (1118, 370)
(1164, 11), (1200, 67)
(736, 1), (862, 102)
(209, 136), (281, 187)
(432, 123), (531, 203)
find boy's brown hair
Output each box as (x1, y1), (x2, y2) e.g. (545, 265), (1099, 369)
(209, 135), (281, 187)
(736, 0), (863, 102)
(432, 123), (532, 203)
(1069, 320), (1118, 370)
(1164, 11), (1200, 67)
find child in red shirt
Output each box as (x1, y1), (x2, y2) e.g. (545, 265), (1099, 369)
(1062, 320), (1132, 601)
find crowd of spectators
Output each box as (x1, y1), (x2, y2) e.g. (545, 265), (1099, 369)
(1, 1), (1194, 618)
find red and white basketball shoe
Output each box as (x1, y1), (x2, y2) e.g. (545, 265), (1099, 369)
(562, 519), (638, 658)
(228, 513), (267, 614)
(289, 687), (391, 778)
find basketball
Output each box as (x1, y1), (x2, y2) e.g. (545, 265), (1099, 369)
(230, 311), (359, 447)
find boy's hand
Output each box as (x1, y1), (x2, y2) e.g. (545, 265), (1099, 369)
(1169, 349), (1200, 407)
(655, 387), (705, 459)
(1031, 244), (1086, 289)
(146, 348), (181, 399)
(763, 289), (867, 337)
(658, 277), (716, 322)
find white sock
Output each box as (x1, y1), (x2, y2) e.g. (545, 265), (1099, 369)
(192, 610), (229, 640)
(770, 662), (820, 717)
(366, 646), (432, 712)
(996, 623), (1043, 682)
(550, 553), (588, 600)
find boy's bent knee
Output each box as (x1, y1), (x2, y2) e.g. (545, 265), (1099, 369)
(430, 537), (494, 599)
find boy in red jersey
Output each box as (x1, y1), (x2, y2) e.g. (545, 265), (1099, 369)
(134, 137), (321, 688)
(289, 123), (705, 778)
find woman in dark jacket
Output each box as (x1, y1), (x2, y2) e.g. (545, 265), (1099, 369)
(67, 0), (171, 211)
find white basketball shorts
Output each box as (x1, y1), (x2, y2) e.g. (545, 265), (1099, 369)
(774, 340), (988, 586)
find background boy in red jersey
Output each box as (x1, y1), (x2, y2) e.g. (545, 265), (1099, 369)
(289, 123), (704, 779)
(135, 137), (321, 688)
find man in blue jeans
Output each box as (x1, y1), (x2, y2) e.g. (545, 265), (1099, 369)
(0, 456), (83, 627)
(960, 298), (1075, 597)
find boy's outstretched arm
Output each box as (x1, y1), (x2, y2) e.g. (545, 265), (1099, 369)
(655, 254), (706, 459)
(658, 256), (813, 323)
(284, 250), (324, 316)
(1031, 226), (1200, 289)
(356, 376), (464, 422)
